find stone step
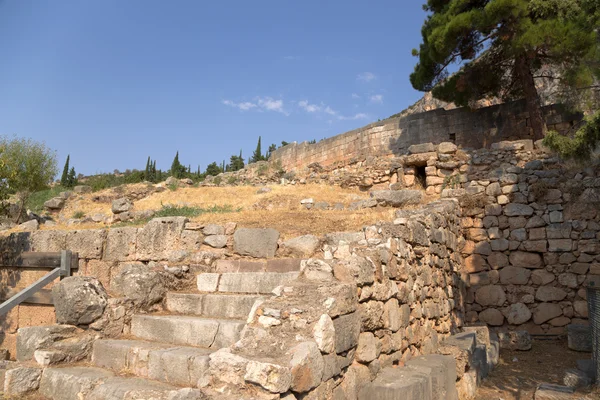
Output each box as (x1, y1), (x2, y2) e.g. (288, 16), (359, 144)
(166, 292), (263, 319)
(39, 366), (205, 400)
(91, 339), (212, 388)
(131, 314), (245, 348)
(358, 355), (458, 400)
(197, 271), (299, 294)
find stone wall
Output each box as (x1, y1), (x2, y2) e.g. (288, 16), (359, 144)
(269, 100), (581, 171)
(218, 199), (470, 398)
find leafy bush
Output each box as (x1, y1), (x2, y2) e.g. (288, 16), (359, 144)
(543, 111), (600, 161)
(227, 176), (237, 185)
(213, 176), (222, 186)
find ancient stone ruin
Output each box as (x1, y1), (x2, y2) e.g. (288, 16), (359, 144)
(0, 100), (598, 399)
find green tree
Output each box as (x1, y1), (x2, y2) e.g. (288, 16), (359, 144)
(266, 144), (277, 159)
(410, 0), (600, 140)
(67, 166), (78, 187)
(205, 162), (222, 176)
(543, 110), (600, 161)
(170, 151), (186, 178)
(280, 141), (289, 148)
(60, 155), (70, 187)
(228, 150), (245, 172)
(250, 136), (264, 163)
(0, 136), (58, 222)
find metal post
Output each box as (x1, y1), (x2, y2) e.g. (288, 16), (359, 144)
(59, 250), (72, 278)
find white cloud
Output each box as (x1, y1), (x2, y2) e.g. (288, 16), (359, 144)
(298, 100), (322, 113)
(338, 113), (369, 121)
(351, 93), (361, 99)
(257, 97), (288, 115)
(357, 72), (376, 82)
(324, 106), (337, 116)
(222, 97), (288, 115)
(369, 94), (384, 104)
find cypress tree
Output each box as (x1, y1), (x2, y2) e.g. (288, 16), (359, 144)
(60, 155), (70, 187)
(67, 167), (77, 188)
(144, 156), (151, 181)
(250, 136), (263, 163)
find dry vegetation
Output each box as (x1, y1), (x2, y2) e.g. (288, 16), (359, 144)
(36, 184), (399, 239)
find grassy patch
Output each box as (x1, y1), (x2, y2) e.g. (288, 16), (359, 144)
(155, 204), (240, 218)
(26, 186), (65, 213)
(72, 210), (85, 219)
(113, 204), (241, 227)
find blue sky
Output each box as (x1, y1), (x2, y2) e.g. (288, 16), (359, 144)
(0, 0), (428, 175)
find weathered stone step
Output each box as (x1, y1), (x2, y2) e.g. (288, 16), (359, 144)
(131, 314), (244, 348)
(358, 355), (458, 400)
(166, 292), (263, 319)
(197, 271), (300, 294)
(39, 366), (205, 400)
(92, 339), (212, 388)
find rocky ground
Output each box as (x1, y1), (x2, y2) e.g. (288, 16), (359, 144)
(476, 339), (599, 400)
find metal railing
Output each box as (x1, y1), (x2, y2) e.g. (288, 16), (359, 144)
(0, 250), (77, 316)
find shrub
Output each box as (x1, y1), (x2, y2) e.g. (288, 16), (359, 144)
(227, 176), (237, 185)
(213, 176), (222, 186)
(256, 164), (269, 176)
(72, 210), (85, 219)
(168, 182), (178, 191)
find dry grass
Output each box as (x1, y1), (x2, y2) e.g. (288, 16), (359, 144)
(29, 184), (402, 239)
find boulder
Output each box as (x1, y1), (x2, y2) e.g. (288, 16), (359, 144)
(504, 303), (532, 325)
(499, 266), (531, 285)
(111, 264), (166, 308)
(535, 287), (567, 302)
(288, 342), (324, 393)
(202, 224), (225, 236)
(111, 198), (132, 214)
(408, 143), (435, 154)
(281, 235), (321, 257)
(73, 185), (92, 194)
(509, 252), (543, 269)
(233, 228), (280, 258)
(16, 219), (39, 231)
(475, 285), (506, 307)
(438, 142), (458, 154)
(44, 197), (65, 210)
(534, 303), (563, 324)
(369, 190), (423, 207)
(52, 277), (108, 326)
(478, 308), (504, 326)
(204, 235), (228, 249)
(301, 259), (334, 282)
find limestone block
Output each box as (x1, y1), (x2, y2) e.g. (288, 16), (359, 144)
(52, 277), (107, 326)
(233, 228), (280, 258)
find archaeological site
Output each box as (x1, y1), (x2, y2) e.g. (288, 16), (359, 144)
(0, 95), (598, 400)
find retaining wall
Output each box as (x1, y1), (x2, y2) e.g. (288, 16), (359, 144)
(270, 100), (581, 171)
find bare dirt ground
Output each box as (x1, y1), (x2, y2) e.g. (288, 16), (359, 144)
(476, 339), (599, 400)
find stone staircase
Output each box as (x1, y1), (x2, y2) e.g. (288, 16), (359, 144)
(34, 270), (300, 400)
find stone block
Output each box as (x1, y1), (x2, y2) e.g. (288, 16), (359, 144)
(358, 367), (431, 400)
(233, 228), (280, 258)
(332, 312), (361, 354)
(567, 324), (592, 352)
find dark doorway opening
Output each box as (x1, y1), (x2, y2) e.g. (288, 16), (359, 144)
(415, 165), (427, 189)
